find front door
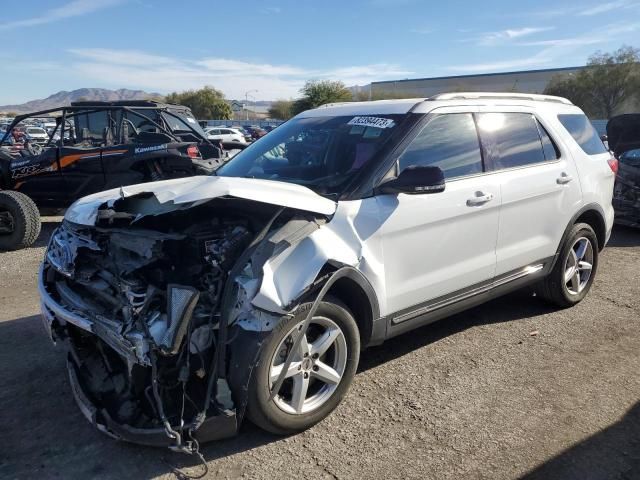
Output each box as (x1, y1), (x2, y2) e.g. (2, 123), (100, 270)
(377, 110), (501, 318)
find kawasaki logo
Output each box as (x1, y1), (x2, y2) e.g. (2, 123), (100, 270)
(134, 144), (167, 154)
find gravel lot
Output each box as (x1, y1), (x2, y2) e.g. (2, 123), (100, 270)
(0, 218), (638, 480)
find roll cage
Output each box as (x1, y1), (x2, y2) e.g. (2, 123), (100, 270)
(0, 102), (214, 151)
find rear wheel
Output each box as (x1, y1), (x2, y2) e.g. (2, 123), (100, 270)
(0, 191), (41, 251)
(247, 297), (360, 435)
(538, 223), (598, 307)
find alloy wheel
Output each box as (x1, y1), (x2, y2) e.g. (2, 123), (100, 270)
(564, 237), (594, 295)
(269, 316), (347, 415)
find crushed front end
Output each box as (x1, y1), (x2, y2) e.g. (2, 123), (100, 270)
(38, 196), (303, 449)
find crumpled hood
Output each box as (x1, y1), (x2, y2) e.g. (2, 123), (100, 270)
(65, 175), (337, 226)
(607, 114), (640, 157)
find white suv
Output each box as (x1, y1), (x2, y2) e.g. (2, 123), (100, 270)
(39, 93), (616, 449)
(205, 126), (247, 143)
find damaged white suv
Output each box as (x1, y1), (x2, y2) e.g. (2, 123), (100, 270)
(39, 93), (616, 450)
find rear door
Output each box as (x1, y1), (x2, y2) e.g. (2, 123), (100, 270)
(377, 108), (501, 321)
(476, 108), (582, 275)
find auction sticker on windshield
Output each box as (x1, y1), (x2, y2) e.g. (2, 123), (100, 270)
(347, 116), (395, 129)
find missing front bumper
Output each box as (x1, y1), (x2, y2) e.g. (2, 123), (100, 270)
(66, 355), (238, 447)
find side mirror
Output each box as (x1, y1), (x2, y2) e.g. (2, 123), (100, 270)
(376, 165), (445, 195)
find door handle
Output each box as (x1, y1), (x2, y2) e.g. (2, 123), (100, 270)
(557, 173), (573, 184)
(466, 192), (494, 206)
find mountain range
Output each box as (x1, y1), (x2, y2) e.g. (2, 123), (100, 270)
(0, 88), (163, 113)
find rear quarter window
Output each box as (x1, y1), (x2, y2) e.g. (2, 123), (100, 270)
(557, 114), (607, 155)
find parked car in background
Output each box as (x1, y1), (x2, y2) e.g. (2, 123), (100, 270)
(205, 127), (247, 144)
(38, 92), (615, 450)
(24, 126), (48, 144)
(243, 125), (267, 139)
(607, 113), (640, 228)
(231, 126), (253, 142)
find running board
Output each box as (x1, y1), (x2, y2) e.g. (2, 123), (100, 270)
(392, 263), (544, 325)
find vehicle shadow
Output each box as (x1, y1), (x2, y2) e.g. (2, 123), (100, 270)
(607, 225), (640, 247)
(359, 288), (553, 373)
(520, 400), (640, 480)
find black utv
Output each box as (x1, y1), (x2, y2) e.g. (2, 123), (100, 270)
(0, 101), (237, 250)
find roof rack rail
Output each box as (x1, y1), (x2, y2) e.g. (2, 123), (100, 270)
(429, 92), (573, 105)
(315, 102), (353, 109)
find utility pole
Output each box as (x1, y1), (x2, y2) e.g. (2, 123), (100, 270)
(244, 89), (258, 122)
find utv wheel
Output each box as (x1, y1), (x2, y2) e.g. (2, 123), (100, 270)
(247, 297), (360, 435)
(0, 191), (41, 251)
(538, 223), (598, 308)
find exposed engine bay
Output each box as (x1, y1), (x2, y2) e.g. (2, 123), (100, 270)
(39, 192), (331, 450)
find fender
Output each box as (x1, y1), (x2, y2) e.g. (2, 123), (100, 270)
(329, 265), (381, 321)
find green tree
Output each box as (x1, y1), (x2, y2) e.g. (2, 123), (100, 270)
(292, 80), (352, 115)
(545, 45), (640, 118)
(165, 86), (232, 120)
(268, 99), (294, 120)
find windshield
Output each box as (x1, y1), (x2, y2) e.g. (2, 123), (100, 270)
(162, 110), (207, 137)
(217, 114), (403, 194)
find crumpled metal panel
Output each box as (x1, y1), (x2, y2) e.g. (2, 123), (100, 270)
(65, 176), (337, 226)
(251, 199), (387, 314)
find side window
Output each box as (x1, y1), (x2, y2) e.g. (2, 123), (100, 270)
(557, 114), (607, 155)
(398, 113), (483, 179)
(477, 113), (545, 170)
(73, 110), (110, 145)
(536, 120), (559, 161)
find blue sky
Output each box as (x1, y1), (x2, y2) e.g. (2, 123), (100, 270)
(1, 0), (639, 104)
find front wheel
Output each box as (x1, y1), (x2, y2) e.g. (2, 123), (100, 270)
(538, 223), (599, 307)
(247, 297), (360, 435)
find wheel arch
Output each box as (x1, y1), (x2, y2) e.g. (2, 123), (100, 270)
(318, 264), (382, 348)
(551, 203), (607, 271)
(574, 207), (607, 251)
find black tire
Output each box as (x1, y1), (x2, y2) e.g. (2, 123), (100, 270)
(538, 223), (599, 308)
(247, 297), (360, 435)
(0, 191), (41, 251)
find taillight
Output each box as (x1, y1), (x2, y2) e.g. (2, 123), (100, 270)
(187, 145), (200, 158)
(607, 157), (619, 175)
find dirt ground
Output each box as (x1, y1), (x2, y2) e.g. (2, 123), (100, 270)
(0, 217), (638, 480)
